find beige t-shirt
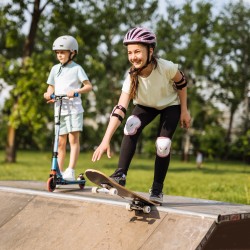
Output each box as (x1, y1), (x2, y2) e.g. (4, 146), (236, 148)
(122, 58), (180, 110)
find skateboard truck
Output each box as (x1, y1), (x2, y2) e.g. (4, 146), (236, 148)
(126, 200), (151, 214)
(92, 184), (118, 196)
(92, 186), (152, 213)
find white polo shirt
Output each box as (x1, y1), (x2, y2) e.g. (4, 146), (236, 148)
(47, 61), (89, 115)
(122, 58), (180, 110)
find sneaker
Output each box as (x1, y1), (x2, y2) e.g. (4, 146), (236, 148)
(110, 168), (126, 186)
(62, 167), (75, 181)
(149, 189), (163, 203)
(57, 171), (64, 178)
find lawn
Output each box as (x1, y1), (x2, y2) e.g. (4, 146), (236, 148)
(0, 150), (250, 205)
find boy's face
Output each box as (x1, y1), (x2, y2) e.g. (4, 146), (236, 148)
(55, 50), (72, 64)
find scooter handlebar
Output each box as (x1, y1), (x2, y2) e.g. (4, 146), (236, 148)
(50, 93), (79, 99)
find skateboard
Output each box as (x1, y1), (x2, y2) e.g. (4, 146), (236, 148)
(85, 169), (158, 213)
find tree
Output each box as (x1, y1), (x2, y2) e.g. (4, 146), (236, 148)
(209, 1), (250, 158)
(0, 0), (54, 162)
(156, 1), (216, 160)
(0, 0), (158, 161)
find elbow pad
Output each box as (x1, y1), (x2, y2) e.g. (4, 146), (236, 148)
(174, 71), (187, 90)
(110, 105), (127, 122)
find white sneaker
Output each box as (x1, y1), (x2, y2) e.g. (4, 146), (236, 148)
(62, 168), (75, 181)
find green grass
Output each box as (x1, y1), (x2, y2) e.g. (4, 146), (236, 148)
(0, 150), (250, 205)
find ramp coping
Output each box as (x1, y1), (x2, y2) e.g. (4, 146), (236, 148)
(0, 185), (218, 219)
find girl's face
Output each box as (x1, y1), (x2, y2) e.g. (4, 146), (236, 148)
(127, 44), (153, 69)
(55, 50), (72, 64)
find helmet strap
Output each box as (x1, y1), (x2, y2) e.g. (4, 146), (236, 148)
(56, 51), (76, 76)
(63, 51), (74, 66)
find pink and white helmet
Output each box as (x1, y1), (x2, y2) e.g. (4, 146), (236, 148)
(123, 27), (156, 47)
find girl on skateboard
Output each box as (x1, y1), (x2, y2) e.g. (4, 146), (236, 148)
(92, 27), (191, 203)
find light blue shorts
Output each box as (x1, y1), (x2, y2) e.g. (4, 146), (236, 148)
(56, 113), (83, 135)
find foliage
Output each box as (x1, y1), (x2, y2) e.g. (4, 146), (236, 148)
(0, 0), (158, 154)
(0, 0), (250, 162)
(209, 1), (250, 147)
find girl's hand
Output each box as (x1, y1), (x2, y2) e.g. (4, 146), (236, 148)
(92, 142), (111, 162)
(180, 110), (191, 129)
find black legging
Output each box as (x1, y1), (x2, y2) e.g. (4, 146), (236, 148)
(118, 104), (181, 189)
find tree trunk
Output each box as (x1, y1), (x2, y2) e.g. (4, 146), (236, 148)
(5, 0), (44, 162)
(223, 108), (234, 160)
(5, 125), (16, 163)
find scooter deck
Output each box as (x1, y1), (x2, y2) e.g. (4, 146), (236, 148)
(47, 172), (85, 192)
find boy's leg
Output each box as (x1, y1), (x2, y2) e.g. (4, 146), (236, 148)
(62, 131), (80, 181)
(68, 131), (80, 169)
(58, 134), (67, 172)
(62, 113), (83, 181)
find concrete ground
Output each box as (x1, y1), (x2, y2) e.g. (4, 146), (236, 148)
(0, 181), (250, 250)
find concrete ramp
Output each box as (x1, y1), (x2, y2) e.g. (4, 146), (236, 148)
(0, 181), (250, 250)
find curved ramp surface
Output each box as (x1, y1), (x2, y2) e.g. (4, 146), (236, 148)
(0, 181), (250, 250)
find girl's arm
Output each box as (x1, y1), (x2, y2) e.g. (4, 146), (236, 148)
(92, 92), (130, 161)
(172, 71), (191, 129)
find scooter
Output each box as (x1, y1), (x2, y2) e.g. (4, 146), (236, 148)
(47, 94), (86, 192)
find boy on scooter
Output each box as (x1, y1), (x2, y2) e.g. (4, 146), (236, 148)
(44, 35), (92, 181)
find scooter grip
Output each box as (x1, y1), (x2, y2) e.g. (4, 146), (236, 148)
(50, 94), (55, 99)
(74, 92), (79, 97)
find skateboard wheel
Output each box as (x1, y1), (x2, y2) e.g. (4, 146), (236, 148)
(92, 187), (99, 193)
(143, 206), (151, 214)
(109, 188), (118, 196)
(126, 204), (132, 211)
(47, 177), (56, 192)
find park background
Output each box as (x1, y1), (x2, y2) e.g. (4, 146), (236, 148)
(0, 0), (250, 204)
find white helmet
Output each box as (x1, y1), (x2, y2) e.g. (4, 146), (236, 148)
(52, 35), (78, 53)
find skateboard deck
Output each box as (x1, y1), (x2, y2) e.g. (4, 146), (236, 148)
(85, 169), (159, 213)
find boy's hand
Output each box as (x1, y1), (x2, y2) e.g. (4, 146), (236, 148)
(43, 92), (55, 103)
(67, 90), (75, 98)
(44, 92), (51, 100)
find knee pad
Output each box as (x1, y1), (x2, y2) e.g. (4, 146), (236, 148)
(156, 137), (171, 157)
(124, 115), (141, 135)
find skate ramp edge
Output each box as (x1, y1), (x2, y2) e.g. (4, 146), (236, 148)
(0, 184), (250, 250)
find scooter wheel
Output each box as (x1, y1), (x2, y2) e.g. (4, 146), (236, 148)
(77, 173), (85, 190)
(47, 177), (56, 192)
